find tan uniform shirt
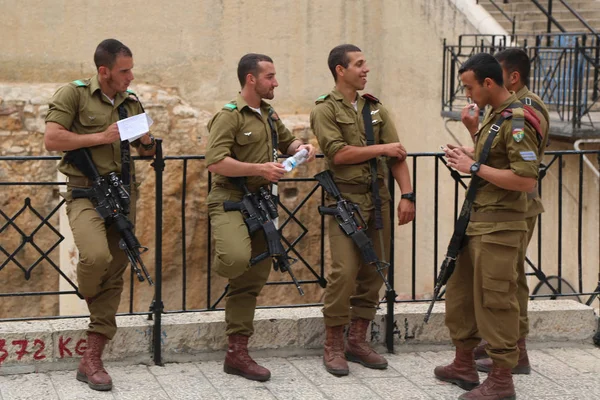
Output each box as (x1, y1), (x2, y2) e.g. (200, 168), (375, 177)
(310, 89), (400, 210)
(206, 94), (297, 192)
(467, 93), (540, 236)
(45, 75), (143, 177)
(480, 87), (549, 217)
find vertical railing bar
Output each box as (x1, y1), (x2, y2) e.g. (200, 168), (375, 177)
(182, 159), (188, 310)
(558, 154), (563, 293)
(152, 139), (165, 366)
(578, 154), (584, 293)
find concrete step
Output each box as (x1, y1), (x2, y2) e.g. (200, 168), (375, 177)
(0, 300), (596, 375)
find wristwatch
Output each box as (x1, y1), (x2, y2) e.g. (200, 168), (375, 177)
(401, 192), (416, 202)
(140, 133), (156, 150)
(470, 162), (481, 175)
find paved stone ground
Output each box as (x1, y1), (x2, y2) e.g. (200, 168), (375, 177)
(1, 346), (599, 400)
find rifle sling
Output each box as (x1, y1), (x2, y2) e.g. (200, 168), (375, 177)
(446, 103), (520, 260)
(361, 99), (384, 230)
(267, 109), (279, 202)
(117, 103), (131, 189)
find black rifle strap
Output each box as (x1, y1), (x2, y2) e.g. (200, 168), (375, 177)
(267, 108), (279, 203)
(446, 105), (519, 259)
(361, 99), (384, 230)
(117, 103), (131, 189)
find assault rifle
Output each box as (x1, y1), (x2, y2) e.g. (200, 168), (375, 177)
(314, 170), (392, 292)
(223, 178), (304, 296)
(64, 148), (154, 285)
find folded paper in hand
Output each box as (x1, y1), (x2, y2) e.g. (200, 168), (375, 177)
(117, 113), (154, 142)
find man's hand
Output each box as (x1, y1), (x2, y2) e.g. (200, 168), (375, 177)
(382, 143), (407, 161)
(446, 143), (475, 159)
(461, 103), (480, 135)
(444, 146), (475, 174)
(102, 123), (121, 144)
(260, 162), (286, 182)
(398, 199), (415, 226)
(297, 144), (317, 162)
(140, 133), (153, 146)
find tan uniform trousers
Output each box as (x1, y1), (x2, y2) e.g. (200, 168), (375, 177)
(445, 230), (526, 369)
(517, 216), (537, 338)
(208, 189), (271, 337)
(323, 203), (391, 327)
(65, 190), (133, 340)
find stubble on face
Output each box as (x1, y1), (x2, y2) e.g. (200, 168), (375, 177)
(255, 61), (277, 100)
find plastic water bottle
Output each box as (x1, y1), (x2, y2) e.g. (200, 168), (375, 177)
(282, 148), (309, 172)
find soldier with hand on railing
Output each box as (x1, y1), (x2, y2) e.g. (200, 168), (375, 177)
(205, 53), (315, 383)
(43, 39), (156, 392)
(434, 53), (544, 400)
(310, 44), (415, 377)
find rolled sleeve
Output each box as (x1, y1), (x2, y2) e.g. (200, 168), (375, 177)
(206, 112), (238, 166)
(310, 104), (347, 159)
(377, 106), (401, 168)
(276, 119), (297, 154)
(45, 85), (79, 129)
(506, 122), (539, 179)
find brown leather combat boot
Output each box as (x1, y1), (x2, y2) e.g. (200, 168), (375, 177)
(323, 325), (349, 376)
(223, 334), (271, 382)
(345, 318), (387, 369)
(434, 347), (480, 391)
(76, 332), (112, 391)
(476, 338), (531, 375)
(474, 339), (489, 360)
(459, 364), (516, 400)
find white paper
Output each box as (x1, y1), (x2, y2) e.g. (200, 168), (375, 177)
(117, 113), (154, 142)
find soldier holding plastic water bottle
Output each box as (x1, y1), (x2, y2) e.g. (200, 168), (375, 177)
(205, 53), (315, 382)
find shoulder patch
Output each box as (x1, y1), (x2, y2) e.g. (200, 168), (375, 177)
(71, 79), (89, 87)
(315, 94), (329, 104)
(362, 93), (380, 103)
(268, 108), (280, 121)
(223, 103), (237, 111)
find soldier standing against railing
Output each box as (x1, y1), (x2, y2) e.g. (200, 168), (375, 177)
(310, 44), (415, 377)
(44, 39), (156, 391)
(459, 48), (550, 376)
(205, 53), (315, 382)
(435, 53), (543, 400)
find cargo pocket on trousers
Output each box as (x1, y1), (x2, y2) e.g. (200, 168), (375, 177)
(480, 231), (521, 310)
(482, 277), (511, 309)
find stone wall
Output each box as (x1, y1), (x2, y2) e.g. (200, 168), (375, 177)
(0, 83), (330, 318)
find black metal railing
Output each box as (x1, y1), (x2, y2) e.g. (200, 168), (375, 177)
(1, 147), (599, 361)
(441, 40), (600, 135)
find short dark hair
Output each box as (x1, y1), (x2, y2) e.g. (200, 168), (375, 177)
(328, 44), (362, 81)
(94, 39), (132, 70)
(494, 48), (530, 86)
(458, 53), (504, 86)
(237, 53), (274, 87)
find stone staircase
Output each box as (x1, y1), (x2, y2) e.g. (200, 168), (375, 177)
(479, 0), (600, 35)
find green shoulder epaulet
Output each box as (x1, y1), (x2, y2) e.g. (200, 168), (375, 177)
(315, 94), (329, 104)
(223, 102), (237, 111)
(71, 79), (89, 87)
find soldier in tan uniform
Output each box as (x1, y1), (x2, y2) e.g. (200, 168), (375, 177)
(206, 53), (315, 382)
(310, 44), (415, 376)
(460, 49), (550, 375)
(435, 53), (543, 400)
(44, 39), (156, 391)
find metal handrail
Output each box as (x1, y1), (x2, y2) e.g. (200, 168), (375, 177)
(477, 0), (517, 40)
(558, 0), (600, 39)
(530, 0), (567, 34)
